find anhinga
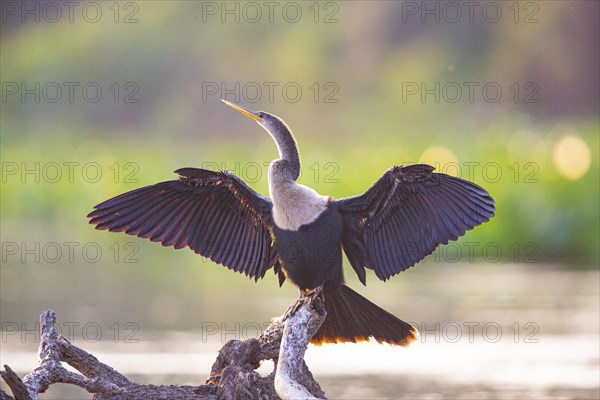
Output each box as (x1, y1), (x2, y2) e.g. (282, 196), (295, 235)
(88, 100), (495, 346)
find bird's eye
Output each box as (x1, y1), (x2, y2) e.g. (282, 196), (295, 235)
(258, 112), (264, 118)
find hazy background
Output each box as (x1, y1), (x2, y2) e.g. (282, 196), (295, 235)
(1, 1), (598, 399)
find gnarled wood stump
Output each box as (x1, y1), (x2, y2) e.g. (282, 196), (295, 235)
(1, 294), (327, 400)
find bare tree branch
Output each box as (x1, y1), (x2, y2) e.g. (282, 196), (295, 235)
(1, 293), (327, 400)
(0, 365), (23, 400)
(276, 302), (323, 399)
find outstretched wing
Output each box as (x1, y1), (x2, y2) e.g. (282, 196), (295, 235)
(336, 164), (495, 283)
(88, 168), (277, 281)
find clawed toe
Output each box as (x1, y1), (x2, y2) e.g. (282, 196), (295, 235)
(283, 286), (324, 321)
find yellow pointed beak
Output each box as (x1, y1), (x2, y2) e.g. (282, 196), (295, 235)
(221, 99), (262, 121)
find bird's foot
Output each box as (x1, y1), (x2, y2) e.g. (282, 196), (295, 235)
(282, 286), (324, 321)
(301, 286), (324, 302)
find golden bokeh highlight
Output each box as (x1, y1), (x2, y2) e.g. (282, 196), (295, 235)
(553, 135), (592, 180)
(419, 146), (460, 176)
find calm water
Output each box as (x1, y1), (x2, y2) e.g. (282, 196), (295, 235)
(2, 266), (599, 399)
(2, 335), (598, 399)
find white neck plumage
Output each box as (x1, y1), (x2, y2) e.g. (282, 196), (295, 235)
(269, 167), (329, 231)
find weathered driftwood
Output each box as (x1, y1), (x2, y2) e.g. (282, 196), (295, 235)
(0, 294), (327, 400)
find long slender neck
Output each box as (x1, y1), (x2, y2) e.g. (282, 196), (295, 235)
(268, 123), (301, 182)
(264, 118), (329, 231)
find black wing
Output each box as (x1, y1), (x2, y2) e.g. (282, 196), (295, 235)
(336, 164), (495, 283)
(88, 168), (278, 281)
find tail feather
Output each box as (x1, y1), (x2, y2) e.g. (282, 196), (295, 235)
(311, 285), (418, 346)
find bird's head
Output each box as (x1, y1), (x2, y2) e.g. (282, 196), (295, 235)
(221, 99), (291, 138)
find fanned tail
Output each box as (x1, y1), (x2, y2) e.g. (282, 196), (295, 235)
(311, 285), (417, 346)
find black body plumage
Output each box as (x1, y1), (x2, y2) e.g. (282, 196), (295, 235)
(272, 203), (344, 292)
(88, 102), (495, 346)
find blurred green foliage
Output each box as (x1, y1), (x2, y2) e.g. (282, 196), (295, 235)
(2, 1), (598, 263)
(0, 1), (598, 328)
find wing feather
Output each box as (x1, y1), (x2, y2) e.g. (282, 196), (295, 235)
(88, 168), (277, 280)
(150, 195), (195, 242)
(337, 164), (495, 282)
